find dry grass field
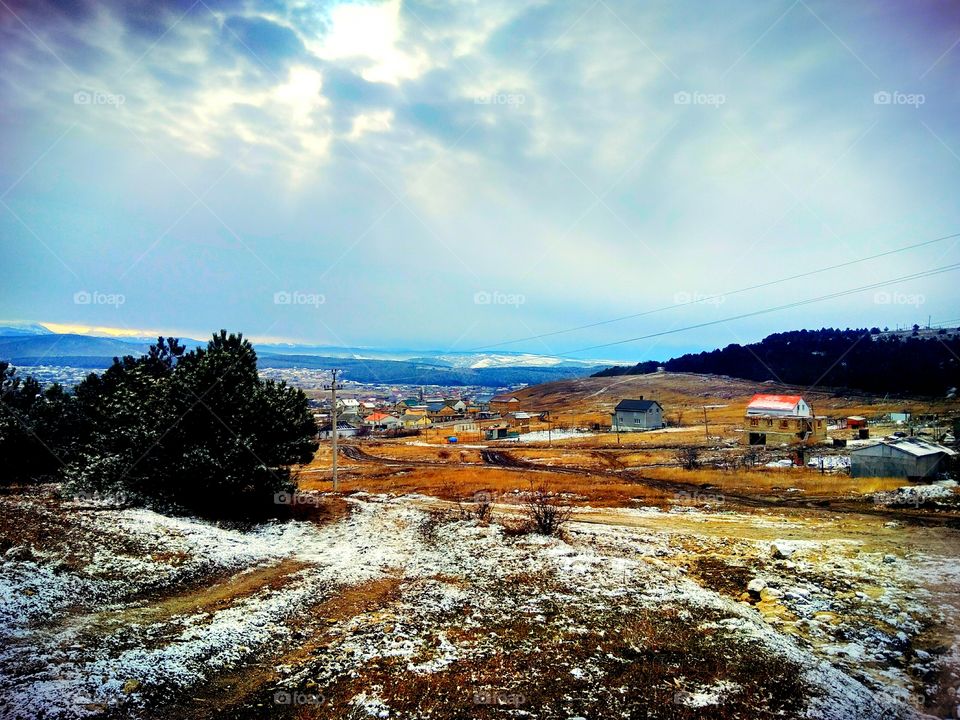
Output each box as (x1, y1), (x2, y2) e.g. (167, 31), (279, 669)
(2, 373), (958, 720)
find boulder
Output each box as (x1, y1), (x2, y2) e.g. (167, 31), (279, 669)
(771, 542), (796, 559)
(747, 578), (766, 598)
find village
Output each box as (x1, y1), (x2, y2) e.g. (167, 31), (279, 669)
(309, 378), (958, 482)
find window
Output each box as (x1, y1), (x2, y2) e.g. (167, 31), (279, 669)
(750, 418), (759, 427)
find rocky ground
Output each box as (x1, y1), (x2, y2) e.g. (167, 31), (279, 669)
(0, 485), (958, 719)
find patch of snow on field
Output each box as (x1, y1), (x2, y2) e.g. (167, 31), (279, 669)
(0, 492), (951, 719)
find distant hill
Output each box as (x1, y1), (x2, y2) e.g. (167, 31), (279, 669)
(0, 333), (604, 387)
(0, 334), (151, 358)
(593, 328), (960, 397)
(0, 323), (53, 337)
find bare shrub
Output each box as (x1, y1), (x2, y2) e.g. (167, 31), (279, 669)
(675, 446), (700, 470)
(456, 491), (493, 523)
(437, 449), (451, 460)
(523, 481), (573, 536)
(417, 507), (453, 543)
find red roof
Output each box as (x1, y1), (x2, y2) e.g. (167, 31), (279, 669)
(747, 393), (803, 409)
(365, 412), (393, 422)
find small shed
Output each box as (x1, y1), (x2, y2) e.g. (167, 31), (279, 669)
(846, 416), (867, 429)
(850, 438), (956, 479)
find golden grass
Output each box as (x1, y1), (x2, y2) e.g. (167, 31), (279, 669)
(299, 464), (672, 508)
(641, 466), (906, 496)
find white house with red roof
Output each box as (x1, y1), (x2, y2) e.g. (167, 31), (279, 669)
(746, 393), (811, 417)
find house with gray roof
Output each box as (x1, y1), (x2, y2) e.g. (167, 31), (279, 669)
(612, 398), (664, 431)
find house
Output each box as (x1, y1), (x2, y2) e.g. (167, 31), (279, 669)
(746, 394), (811, 417)
(319, 421), (359, 439)
(436, 405), (460, 420)
(363, 412), (401, 430)
(472, 393), (494, 408)
(481, 420), (514, 440)
(743, 393), (826, 445)
(612, 398), (664, 431)
(846, 416), (867, 429)
(507, 411), (535, 433)
(447, 399), (467, 413)
(890, 411), (912, 425)
(400, 413), (432, 429)
(850, 438), (956, 479)
(452, 419), (478, 434)
(490, 394), (520, 412)
(337, 398), (361, 411)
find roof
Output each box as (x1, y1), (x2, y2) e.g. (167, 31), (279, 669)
(747, 394), (804, 411)
(365, 412), (396, 422)
(490, 394), (519, 403)
(400, 413), (430, 423)
(853, 437), (957, 458)
(614, 399), (661, 412)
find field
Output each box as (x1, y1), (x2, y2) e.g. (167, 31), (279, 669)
(2, 373), (959, 719)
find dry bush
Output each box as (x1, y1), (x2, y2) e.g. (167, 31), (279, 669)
(417, 507), (454, 543)
(674, 446), (701, 470)
(456, 491), (493, 523)
(523, 481), (573, 536)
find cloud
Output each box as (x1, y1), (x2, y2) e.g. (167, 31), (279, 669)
(2, 0), (960, 358)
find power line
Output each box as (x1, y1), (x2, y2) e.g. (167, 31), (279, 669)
(468, 230), (960, 352)
(557, 262), (960, 356)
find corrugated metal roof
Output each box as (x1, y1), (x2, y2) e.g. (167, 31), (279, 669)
(853, 437), (957, 458)
(747, 393), (804, 411)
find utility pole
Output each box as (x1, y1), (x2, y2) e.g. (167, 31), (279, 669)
(703, 406), (709, 443)
(325, 369), (343, 492)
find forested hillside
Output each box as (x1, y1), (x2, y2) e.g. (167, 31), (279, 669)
(593, 328), (960, 396)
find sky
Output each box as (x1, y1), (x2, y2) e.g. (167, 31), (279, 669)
(1, 0), (959, 362)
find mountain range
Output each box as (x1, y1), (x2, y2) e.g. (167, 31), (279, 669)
(0, 325), (606, 387)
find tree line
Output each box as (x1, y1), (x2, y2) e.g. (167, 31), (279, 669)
(593, 327), (960, 397)
(0, 331), (318, 517)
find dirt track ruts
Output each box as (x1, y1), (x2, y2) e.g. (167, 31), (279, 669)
(337, 443), (960, 527)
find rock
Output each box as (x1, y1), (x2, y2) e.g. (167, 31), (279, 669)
(4, 545), (32, 562)
(760, 588), (781, 602)
(747, 578), (767, 597)
(883, 554), (896, 564)
(771, 542), (796, 559)
(122, 679), (141, 694)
